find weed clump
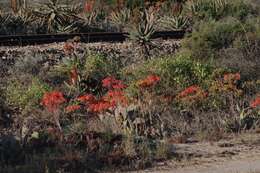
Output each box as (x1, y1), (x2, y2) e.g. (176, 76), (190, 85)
(5, 77), (50, 109)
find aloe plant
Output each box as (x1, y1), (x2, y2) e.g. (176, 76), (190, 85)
(159, 15), (189, 31)
(33, 0), (81, 33)
(56, 23), (78, 33)
(2, 8), (36, 35)
(186, 0), (228, 20)
(0, 12), (9, 34)
(109, 8), (131, 31)
(0, 11), (9, 25)
(128, 8), (157, 59)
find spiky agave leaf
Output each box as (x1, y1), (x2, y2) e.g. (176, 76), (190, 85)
(109, 8), (131, 31)
(128, 8), (157, 58)
(185, 0), (228, 19)
(0, 12), (9, 26)
(33, 0), (81, 33)
(159, 15), (189, 31)
(129, 9), (156, 42)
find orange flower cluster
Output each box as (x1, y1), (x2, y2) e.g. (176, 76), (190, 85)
(40, 75), (163, 114)
(211, 73), (242, 96)
(41, 91), (66, 112)
(102, 76), (127, 90)
(137, 75), (160, 88)
(71, 94), (113, 113)
(250, 97), (260, 108)
(76, 94), (110, 113)
(86, 77), (128, 113)
(84, 0), (94, 13)
(224, 73), (241, 83)
(73, 77), (128, 113)
(88, 100), (112, 113)
(105, 90), (128, 107)
(63, 42), (75, 54)
(65, 105), (81, 113)
(77, 94), (96, 104)
(178, 85), (201, 98)
(177, 85), (208, 102)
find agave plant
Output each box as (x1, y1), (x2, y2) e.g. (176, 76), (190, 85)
(208, 0), (228, 17)
(128, 8), (157, 59)
(78, 0), (109, 31)
(109, 8), (131, 32)
(159, 15), (189, 31)
(2, 8), (36, 35)
(0, 12), (9, 34)
(33, 0), (81, 33)
(0, 11), (9, 25)
(185, 0), (228, 20)
(15, 8), (35, 24)
(56, 23), (78, 33)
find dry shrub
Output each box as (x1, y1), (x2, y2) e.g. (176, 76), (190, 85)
(216, 47), (260, 80)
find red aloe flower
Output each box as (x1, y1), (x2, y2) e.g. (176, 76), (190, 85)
(41, 91), (66, 113)
(102, 76), (127, 90)
(250, 97), (260, 108)
(224, 73), (241, 82)
(112, 82), (127, 90)
(102, 76), (114, 88)
(84, 1), (94, 13)
(147, 75), (160, 82)
(87, 90), (128, 113)
(77, 94), (96, 104)
(178, 85), (200, 98)
(88, 100), (112, 113)
(85, 76), (128, 113)
(105, 90), (128, 107)
(63, 42), (74, 54)
(137, 75), (160, 88)
(65, 105), (81, 113)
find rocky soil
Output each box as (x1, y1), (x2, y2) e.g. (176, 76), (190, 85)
(0, 39), (180, 78)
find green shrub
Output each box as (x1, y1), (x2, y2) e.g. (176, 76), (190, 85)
(185, 0), (255, 21)
(49, 52), (121, 95)
(227, 0), (256, 20)
(182, 18), (244, 59)
(5, 77), (50, 108)
(122, 54), (213, 94)
(82, 53), (118, 80)
(185, 0), (228, 20)
(215, 17), (260, 79)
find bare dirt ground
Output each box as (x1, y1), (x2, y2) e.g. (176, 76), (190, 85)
(125, 133), (260, 173)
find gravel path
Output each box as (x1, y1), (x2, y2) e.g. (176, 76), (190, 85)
(125, 133), (260, 173)
(144, 158), (260, 173)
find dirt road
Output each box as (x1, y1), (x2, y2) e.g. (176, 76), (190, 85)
(128, 133), (260, 173)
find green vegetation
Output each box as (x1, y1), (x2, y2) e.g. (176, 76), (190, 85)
(5, 77), (50, 109)
(1, 0), (260, 172)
